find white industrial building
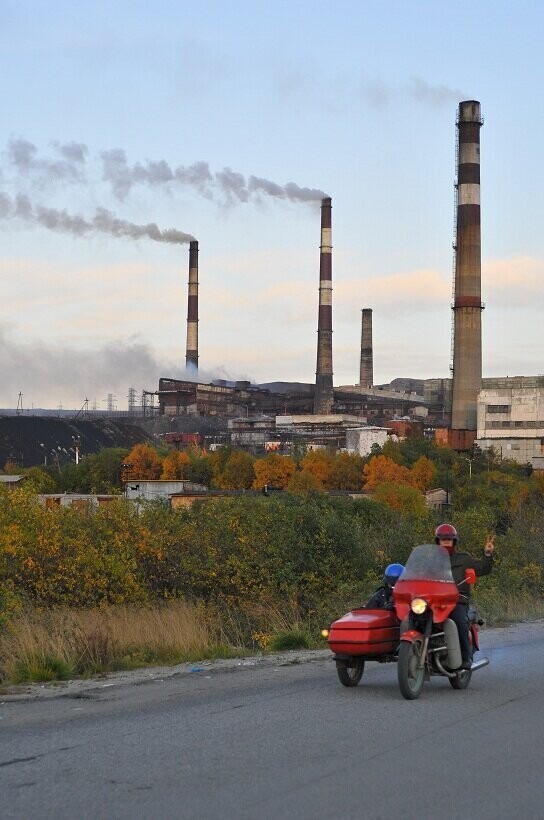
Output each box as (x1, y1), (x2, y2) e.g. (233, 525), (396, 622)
(476, 388), (544, 466)
(345, 426), (391, 457)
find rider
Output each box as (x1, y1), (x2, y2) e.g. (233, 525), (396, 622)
(434, 523), (494, 670)
(365, 563), (405, 610)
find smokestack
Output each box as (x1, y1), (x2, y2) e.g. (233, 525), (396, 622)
(451, 101), (483, 431)
(359, 308), (373, 388)
(314, 196), (334, 414)
(185, 240), (199, 371)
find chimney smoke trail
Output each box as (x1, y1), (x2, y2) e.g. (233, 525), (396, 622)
(0, 192), (194, 245)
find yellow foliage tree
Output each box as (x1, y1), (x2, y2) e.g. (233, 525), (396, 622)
(327, 452), (364, 491)
(363, 455), (412, 490)
(410, 456), (437, 492)
(300, 451), (333, 488)
(161, 450), (190, 480)
(373, 482), (427, 516)
(287, 469), (324, 497)
(253, 454), (296, 490)
(216, 451), (255, 490)
(125, 444), (163, 480)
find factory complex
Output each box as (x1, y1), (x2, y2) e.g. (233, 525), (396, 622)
(3, 101), (542, 471)
(154, 100), (542, 469)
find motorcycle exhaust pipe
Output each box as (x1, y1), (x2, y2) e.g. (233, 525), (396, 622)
(470, 657), (489, 672)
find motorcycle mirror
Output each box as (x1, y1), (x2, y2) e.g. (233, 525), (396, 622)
(465, 568), (477, 585)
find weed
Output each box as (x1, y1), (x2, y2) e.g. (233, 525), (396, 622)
(269, 629), (312, 651)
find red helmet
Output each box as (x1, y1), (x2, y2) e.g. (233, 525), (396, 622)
(435, 523), (457, 553)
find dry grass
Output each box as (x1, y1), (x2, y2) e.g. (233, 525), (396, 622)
(0, 602), (239, 684)
(477, 591), (544, 626)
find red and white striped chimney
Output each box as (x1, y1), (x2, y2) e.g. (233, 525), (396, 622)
(451, 101), (483, 431)
(359, 308), (373, 388)
(313, 197), (334, 414)
(185, 240), (198, 372)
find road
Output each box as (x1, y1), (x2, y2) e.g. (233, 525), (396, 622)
(2, 621), (544, 820)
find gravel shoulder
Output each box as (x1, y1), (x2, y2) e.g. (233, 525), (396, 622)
(2, 618), (543, 702)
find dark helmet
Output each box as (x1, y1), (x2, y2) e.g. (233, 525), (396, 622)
(384, 563), (405, 587)
(435, 523), (458, 554)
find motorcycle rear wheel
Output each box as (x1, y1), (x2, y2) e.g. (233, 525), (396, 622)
(449, 668), (472, 689)
(398, 640), (425, 700)
(336, 658), (365, 687)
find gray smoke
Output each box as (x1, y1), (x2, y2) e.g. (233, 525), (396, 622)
(0, 191), (194, 244)
(100, 148), (326, 203)
(360, 76), (467, 109)
(0, 321), (254, 408)
(3, 137), (326, 205)
(6, 137), (88, 184)
(408, 78), (466, 107)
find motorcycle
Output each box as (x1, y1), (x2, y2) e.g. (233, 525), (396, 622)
(326, 544), (488, 699)
(393, 543), (488, 699)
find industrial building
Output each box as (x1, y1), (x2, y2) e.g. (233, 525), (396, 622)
(345, 426), (390, 457)
(476, 387), (544, 466)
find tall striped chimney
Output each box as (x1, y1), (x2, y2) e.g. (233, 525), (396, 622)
(185, 240), (199, 371)
(359, 308), (373, 388)
(314, 196), (334, 414)
(451, 101), (483, 431)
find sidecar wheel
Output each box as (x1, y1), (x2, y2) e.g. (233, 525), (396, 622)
(398, 640), (425, 700)
(449, 668), (472, 689)
(336, 658), (365, 687)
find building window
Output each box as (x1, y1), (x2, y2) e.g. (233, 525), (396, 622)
(514, 421), (524, 428)
(501, 421), (510, 428)
(486, 405), (510, 414)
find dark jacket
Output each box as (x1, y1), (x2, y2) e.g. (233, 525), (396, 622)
(365, 585), (394, 610)
(450, 550), (493, 604)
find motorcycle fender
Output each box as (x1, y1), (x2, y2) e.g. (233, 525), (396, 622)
(399, 629), (423, 644)
(443, 618), (462, 670)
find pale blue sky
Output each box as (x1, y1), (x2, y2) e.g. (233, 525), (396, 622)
(0, 1), (542, 407)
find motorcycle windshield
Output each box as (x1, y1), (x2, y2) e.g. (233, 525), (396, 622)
(399, 544), (454, 584)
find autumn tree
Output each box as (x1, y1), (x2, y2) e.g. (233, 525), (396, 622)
(363, 455), (412, 490)
(287, 469), (324, 497)
(327, 452), (364, 491)
(373, 482), (427, 516)
(216, 451), (255, 490)
(125, 444), (163, 480)
(161, 450), (190, 480)
(410, 456), (437, 492)
(300, 450), (333, 488)
(253, 454), (295, 490)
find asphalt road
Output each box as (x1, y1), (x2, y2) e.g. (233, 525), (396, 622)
(2, 622), (544, 820)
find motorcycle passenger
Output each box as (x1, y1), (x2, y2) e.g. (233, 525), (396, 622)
(365, 563), (405, 610)
(434, 524), (494, 670)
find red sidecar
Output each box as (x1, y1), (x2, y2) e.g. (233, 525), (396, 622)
(327, 608), (400, 686)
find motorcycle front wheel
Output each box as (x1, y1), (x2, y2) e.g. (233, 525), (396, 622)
(336, 658), (365, 687)
(398, 640), (425, 700)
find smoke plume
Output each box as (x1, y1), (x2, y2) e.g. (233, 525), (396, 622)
(6, 138), (88, 184)
(0, 192), (194, 244)
(100, 148), (327, 203)
(0, 321), (254, 408)
(3, 137), (326, 206)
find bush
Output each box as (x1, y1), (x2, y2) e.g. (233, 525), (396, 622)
(269, 629), (312, 651)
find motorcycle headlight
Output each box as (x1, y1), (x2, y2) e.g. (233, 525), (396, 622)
(411, 598), (428, 615)
(321, 629), (329, 638)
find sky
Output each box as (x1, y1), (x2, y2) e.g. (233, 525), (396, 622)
(1, 0), (543, 409)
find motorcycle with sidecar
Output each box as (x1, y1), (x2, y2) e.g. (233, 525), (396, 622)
(326, 544), (489, 699)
